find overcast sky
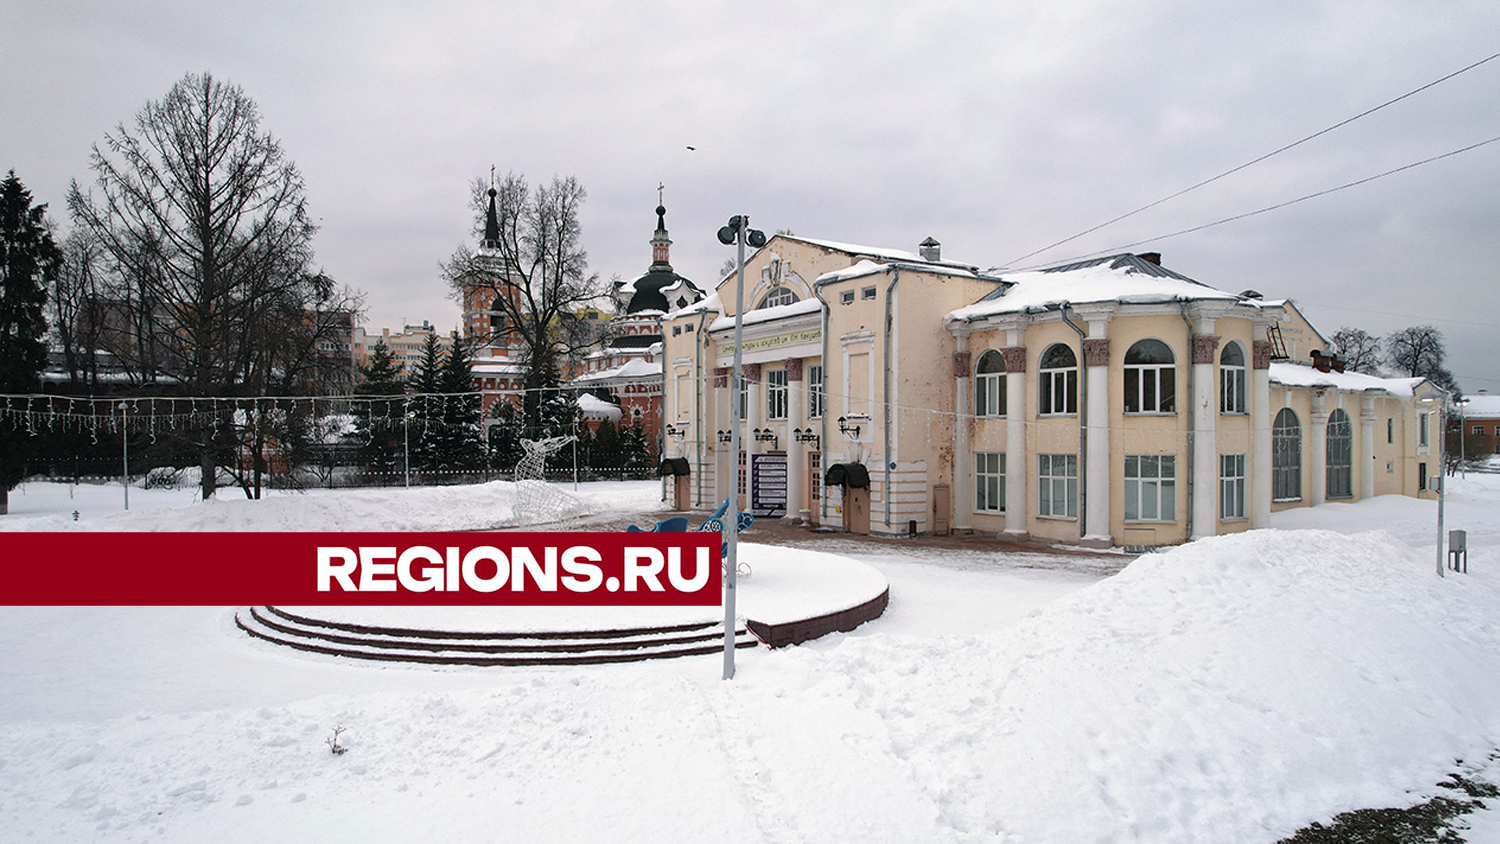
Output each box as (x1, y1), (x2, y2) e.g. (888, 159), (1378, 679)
(4, 1), (1498, 392)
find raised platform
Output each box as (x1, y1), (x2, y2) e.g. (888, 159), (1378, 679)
(235, 543), (890, 666)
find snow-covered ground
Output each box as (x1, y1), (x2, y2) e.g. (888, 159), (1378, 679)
(2, 476), (1500, 842)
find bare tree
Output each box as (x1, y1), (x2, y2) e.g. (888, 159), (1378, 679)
(441, 173), (603, 434)
(67, 72), (332, 499)
(1386, 325), (1459, 396)
(1328, 327), (1382, 374)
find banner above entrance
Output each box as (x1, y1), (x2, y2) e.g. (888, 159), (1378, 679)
(718, 328), (821, 357)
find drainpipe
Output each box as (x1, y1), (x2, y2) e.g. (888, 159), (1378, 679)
(812, 276), (833, 525)
(1059, 304), (1088, 538)
(695, 307), (709, 509)
(1177, 299), (1195, 540)
(883, 267), (901, 531)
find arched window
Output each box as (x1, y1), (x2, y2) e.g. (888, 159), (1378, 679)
(1221, 341), (1246, 414)
(1125, 339), (1175, 413)
(1038, 344), (1077, 415)
(975, 350), (1006, 417)
(1327, 408), (1353, 498)
(757, 287), (799, 309)
(1273, 408), (1302, 501)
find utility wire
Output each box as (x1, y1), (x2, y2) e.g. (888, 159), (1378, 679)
(1018, 134), (1500, 268)
(1005, 51), (1500, 267)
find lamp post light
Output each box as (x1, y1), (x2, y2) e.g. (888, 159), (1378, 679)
(716, 214), (766, 681)
(793, 427), (820, 449)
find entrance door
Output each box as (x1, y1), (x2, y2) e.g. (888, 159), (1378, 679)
(843, 486), (870, 534)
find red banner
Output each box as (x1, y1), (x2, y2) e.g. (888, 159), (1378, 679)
(0, 532), (723, 606)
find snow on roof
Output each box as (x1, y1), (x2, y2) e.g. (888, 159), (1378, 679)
(708, 297), (822, 333)
(780, 235), (978, 271)
(672, 289), (722, 317)
(812, 258), (989, 287)
(1458, 394), (1500, 417)
(570, 356), (661, 384)
(1268, 362), (1427, 397)
(576, 392), (623, 420)
(946, 254), (1250, 322)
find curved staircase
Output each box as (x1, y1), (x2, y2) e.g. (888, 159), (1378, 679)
(235, 605), (760, 667)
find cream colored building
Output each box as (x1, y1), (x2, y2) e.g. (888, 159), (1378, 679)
(660, 236), (1447, 547)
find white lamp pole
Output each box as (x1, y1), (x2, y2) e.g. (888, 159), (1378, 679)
(118, 402), (129, 511)
(716, 215), (767, 681)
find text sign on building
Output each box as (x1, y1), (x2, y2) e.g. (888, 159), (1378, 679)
(1, 533), (721, 606)
(718, 329), (821, 357)
(751, 454), (788, 518)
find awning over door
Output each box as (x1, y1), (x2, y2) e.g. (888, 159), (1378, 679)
(823, 462), (870, 488)
(656, 457), (691, 477)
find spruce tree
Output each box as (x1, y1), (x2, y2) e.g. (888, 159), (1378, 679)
(0, 171), (61, 515)
(406, 332), (444, 472)
(435, 339), (483, 469)
(353, 339), (404, 473)
(487, 400), (526, 472)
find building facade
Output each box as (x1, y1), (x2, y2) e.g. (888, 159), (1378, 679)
(661, 236), (1445, 546)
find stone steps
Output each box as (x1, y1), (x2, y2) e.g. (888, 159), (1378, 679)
(234, 605), (760, 667)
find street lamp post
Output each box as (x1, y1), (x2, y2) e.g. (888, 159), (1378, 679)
(716, 215), (766, 681)
(118, 402), (129, 511)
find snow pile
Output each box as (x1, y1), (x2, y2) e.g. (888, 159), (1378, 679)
(0, 480), (667, 533)
(783, 528), (1500, 841)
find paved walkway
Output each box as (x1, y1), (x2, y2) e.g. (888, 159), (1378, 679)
(575, 506), (1136, 579)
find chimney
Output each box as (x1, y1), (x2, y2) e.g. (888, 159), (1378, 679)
(919, 237), (941, 262)
(1137, 252), (1162, 265)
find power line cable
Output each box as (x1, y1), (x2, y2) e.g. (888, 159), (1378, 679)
(1005, 51), (1500, 267)
(1018, 134), (1500, 268)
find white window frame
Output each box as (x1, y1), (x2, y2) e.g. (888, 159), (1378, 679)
(1220, 342), (1246, 414)
(1220, 453), (1247, 520)
(1273, 408), (1302, 501)
(766, 370), (788, 420)
(1124, 454), (1176, 522)
(757, 287), (798, 309)
(1038, 453), (1078, 519)
(1038, 345), (1077, 416)
(737, 376), (748, 421)
(975, 350), (1006, 417)
(975, 452), (1005, 512)
(1419, 412), (1430, 448)
(1124, 339), (1176, 414)
(1327, 409), (1353, 499)
(808, 364), (824, 419)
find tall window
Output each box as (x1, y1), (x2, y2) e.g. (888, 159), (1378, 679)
(1387, 418), (1393, 444)
(1221, 341), (1246, 414)
(975, 452), (1005, 512)
(1419, 413), (1429, 447)
(1124, 339), (1176, 414)
(737, 376), (748, 420)
(1273, 408), (1302, 501)
(766, 370), (788, 420)
(1124, 455), (1176, 521)
(1038, 344), (1078, 415)
(1327, 408), (1352, 498)
(1038, 454), (1078, 518)
(808, 364), (824, 419)
(975, 350), (1006, 417)
(1221, 454), (1247, 519)
(757, 287), (798, 309)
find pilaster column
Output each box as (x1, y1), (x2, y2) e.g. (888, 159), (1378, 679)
(953, 332), (973, 533)
(1191, 333), (1221, 539)
(1003, 342), (1028, 536)
(785, 358), (806, 524)
(744, 363), (761, 463)
(1083, 336), (1111, 543)
(1360, 390), (1377, 501)
(1251, 341), (1273, 527)
(1310, 389), (1327, 505)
